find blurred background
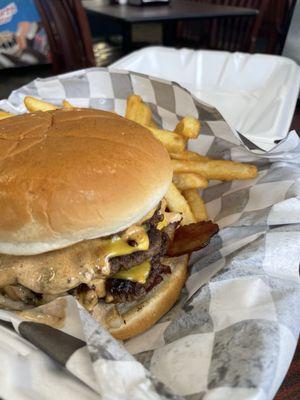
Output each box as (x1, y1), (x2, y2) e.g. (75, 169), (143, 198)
(0, 0), (298, 130)
(0, 1), (298, 95)
(1, 0), (298, 143)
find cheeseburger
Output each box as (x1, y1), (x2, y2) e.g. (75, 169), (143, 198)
(0, 108), (217, 339)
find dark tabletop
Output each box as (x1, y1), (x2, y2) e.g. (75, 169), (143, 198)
(83, 0), (258, 23)
(275, 339), (300, 399)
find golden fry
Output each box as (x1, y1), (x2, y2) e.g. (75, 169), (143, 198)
(125, 94), (152, 125)
(165, 183), (195, 225)
(172, 159), (258, 181)
(183, 189), (208, 222)
(24, 96), (57, 112)
(175, 116), (200, 138)
(149, 119), (158, 128)
(0, 111), (13, 120)
(173, 173), (208, 191)
(126, 94), (141, 118)
(170, 150), (210, 162)
(62, 100), (74, 108)
(138, 103), (152, 125)
(146, 127), (186, 153)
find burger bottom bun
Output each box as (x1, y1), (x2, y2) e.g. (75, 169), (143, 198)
(92, 255), (189, 340)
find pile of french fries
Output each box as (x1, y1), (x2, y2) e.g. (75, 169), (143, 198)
(0, 94), (258, 225)
(124, 94), (258, 225)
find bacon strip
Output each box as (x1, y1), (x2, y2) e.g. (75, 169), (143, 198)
(167, 221), (219, 257)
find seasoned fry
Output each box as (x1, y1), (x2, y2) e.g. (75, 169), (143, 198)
(126, 94), (152, 125)
(165, 183), (195, 225)
(175, 116), (200, 138)
(146, 126), (186, 153)
(62, 100), (74, 108)
(170, 150), (210, 162)
(172, 159), (258, 181)
(0, 111), (13, 120)
(173, 173), (208, 191)
(24, 96), (58, 112)
(183, 189), (208, 221)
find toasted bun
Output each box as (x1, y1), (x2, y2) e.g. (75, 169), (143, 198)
(92, 255), (189, 340)
(0, 109), (172, 255)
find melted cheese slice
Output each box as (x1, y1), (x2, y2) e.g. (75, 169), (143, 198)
(102, 236), (148, 258)
(157, 216), (168, 230)
(108, 211), (181, 283)
(157, 211), (182, 230)
(111, 260), (151, 284)
(98, 226), (149, 275)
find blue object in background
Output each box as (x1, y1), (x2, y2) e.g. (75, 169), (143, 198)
(0, 0), (49, 68)
(0, 0), (40, 30)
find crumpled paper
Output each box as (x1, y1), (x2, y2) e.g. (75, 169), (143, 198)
(0, 68), (299, 400)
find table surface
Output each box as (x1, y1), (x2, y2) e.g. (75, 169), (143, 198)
(83, 0), (258, 23)
(275, 339), (299, 399)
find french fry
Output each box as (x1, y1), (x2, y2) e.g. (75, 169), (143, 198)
(172, 159), (258, 181)
(170, 150), (210, 162)
(146, 126), (186, 153)
(137, 103), (152, 125)
(126, 94), (141, 117)
(165, 183), (195, 225)
(24, 96), (58, 112)
(183, 189), (208, 222)
(175, 116), (201, 138)
(149, 119), (158, 128)
(173, 173), (208, 191)
(126, 94), (152, 125)
(62, 99), (74, 108)
(0, 111), (13, 120)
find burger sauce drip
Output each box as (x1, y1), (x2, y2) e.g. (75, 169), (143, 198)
(17, 298), (67, 328)
(0, 225), (149, 296)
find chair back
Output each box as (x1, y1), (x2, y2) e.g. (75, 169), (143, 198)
(34, 0), (95, 73)
(264, 0), (297, 53)
(177, 0), (269, 52)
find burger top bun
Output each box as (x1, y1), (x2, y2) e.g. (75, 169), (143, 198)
(0, 108), (172, 255)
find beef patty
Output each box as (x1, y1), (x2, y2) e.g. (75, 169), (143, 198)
(109, 203), (165, 274)
(106, 222), (179, 303)
(106, 256), (171, 303)
(109, 227), (167, 274)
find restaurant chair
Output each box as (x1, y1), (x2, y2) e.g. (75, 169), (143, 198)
(176, 0), (269, 53)
(263, 0), (297, 54)
(34, 0), (95, 73)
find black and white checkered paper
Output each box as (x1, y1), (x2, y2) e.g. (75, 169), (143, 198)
(0, 68), (299, 400)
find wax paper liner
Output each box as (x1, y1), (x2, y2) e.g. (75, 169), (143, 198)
(0, 68), (299, 400)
